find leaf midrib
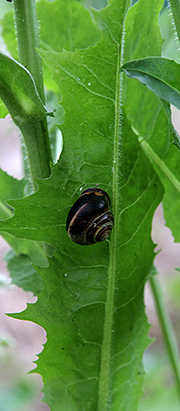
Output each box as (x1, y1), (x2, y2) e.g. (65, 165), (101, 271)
(97, 11), (126, 411)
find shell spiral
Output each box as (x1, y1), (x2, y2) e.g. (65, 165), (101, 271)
(66, 187), (114, 245)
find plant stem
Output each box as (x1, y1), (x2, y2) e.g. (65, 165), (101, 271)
(168, 0), (180, 47)
(150, 274), (180, 402)
(14, 0), (44, 102)
(13, 0), (52, 183)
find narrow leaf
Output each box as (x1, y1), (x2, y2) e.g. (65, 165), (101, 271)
(121, 57), (180, 109)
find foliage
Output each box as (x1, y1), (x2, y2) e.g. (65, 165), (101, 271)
(0, 0), (180, 410)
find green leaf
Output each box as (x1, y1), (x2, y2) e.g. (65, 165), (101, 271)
(0, 0), (170, 409)
(122, 1), (168, 156)
(160, 5), (180, 62)
(0, 52), (52, 180)
(0, 169), (48, 272)
(1, 0), (101, 93)
(136, 135), (180, 243)
(0, 169), (26, 202)
(5, 249), (43, 295)
(0, 169), (26, 219)
(0, 168), (26, 226)
(38, 0), (101, 52)
(0, 8), (18, 60)
(0, 101), (8, 119)
(168, 0), (180, 48)
(14, 251), (151, 410)
(121, 7), (180, 245)
(121, 57), (180, 109)
(1, 0), (100, 57)
(0, 1), (13, 16)
(0, 53), (47, 117)
(121, 20), (180, 244)
(3, 234), (49, 268)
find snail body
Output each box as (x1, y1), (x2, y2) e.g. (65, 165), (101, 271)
(66, 187), (114, 245)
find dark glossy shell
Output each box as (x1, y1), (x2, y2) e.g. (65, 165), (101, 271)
(66, 187), (114, 245)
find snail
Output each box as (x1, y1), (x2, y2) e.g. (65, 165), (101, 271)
(66, 187), (114, 245)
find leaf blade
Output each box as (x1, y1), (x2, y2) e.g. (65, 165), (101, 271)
(121, 56), (180, 109)
(0, 52), (52, 179)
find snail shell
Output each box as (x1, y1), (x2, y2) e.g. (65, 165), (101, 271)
(66, 187), (114, 245)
